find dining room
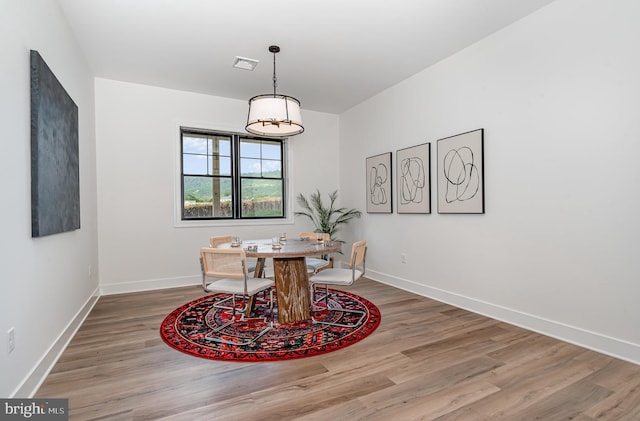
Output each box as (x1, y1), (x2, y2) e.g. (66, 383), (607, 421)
(3, 0), (640, 418)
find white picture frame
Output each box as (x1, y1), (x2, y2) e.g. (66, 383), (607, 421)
(396, 143), (430, 214)
(366, 152), (392, 213)
(437, 129), (484, 214)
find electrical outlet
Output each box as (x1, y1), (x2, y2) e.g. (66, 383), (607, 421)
(401, 254), (407, 264)
(88, 264), (92, 278)
(7, 327), (15, 354)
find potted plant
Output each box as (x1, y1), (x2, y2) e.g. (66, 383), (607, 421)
(295, 189), (362, 243)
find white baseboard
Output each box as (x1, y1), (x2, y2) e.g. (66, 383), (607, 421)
(13, 276), (199, 397)
(19, 269), (639, 399)
(365, 269), (640, 366)
(100, 275), (200, 295)
(12, 286), (100, 398)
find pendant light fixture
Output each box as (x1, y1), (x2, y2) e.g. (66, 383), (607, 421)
(246, 45), (304, 138)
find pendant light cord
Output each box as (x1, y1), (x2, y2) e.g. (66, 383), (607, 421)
(272, 51), (277, 97)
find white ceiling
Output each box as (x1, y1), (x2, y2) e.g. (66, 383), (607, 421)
(58, 0), (557, 114)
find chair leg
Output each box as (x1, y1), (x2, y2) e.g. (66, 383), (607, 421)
(312, 306), (367, 328)
(310, 283), (327, 311)
(205, 319), (234, 336)
(213, 295), (249, 315)
(311, 284), (330, 305)
(269, 289), (274, 322)
(205, 324), (273, 346)
(206, 290), (275, 345)
(311, 287), (367, 328)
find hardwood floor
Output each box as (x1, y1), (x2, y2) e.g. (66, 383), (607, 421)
(36, 278), (640, 420)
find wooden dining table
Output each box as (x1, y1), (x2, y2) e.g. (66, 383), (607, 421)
(226, 238), (341, 324)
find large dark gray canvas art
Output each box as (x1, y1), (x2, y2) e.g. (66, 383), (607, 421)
(30, 50), (80, 237)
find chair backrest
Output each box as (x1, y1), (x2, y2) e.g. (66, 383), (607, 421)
(200, 247), (248, 279)
(210, 235), (233, 248)
(349, 240), (367, 270)
(300, 231), (330, 242)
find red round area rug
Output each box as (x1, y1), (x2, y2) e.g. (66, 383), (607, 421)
(160, 289), (381, 362)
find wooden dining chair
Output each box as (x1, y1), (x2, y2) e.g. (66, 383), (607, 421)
(200, 247), (274, 345)
(310, 240), (367, 328)
(299, 231), (332, 274)
(202, 236), (233, 291)
(209, 235), (233, 247)
(206, 235), (256, 282)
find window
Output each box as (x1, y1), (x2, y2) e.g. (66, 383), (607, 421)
(181, 128), (286, 220)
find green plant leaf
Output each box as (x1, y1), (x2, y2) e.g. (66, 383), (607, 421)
(294, 189), (361, 242)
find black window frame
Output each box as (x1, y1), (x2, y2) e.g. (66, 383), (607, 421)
(180, 127), (286, 221)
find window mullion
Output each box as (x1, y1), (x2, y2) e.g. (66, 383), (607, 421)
(233, 134), (240, 219)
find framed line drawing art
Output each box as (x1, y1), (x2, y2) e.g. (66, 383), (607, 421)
(396, 143), (430, 214)
(366, 152), (392, 213)
(437, 128), (484, 214)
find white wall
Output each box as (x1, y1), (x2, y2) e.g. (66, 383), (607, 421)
(94, 79), (340, 293)
(0, 0), (99, 397)
(339, 0), (640, 363)
(3, 0), (636, 400)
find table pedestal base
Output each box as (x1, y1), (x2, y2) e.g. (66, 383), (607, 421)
(273, 257), (311, 324)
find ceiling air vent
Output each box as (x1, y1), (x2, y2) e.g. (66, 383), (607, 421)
(232, 56), (259, 71)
